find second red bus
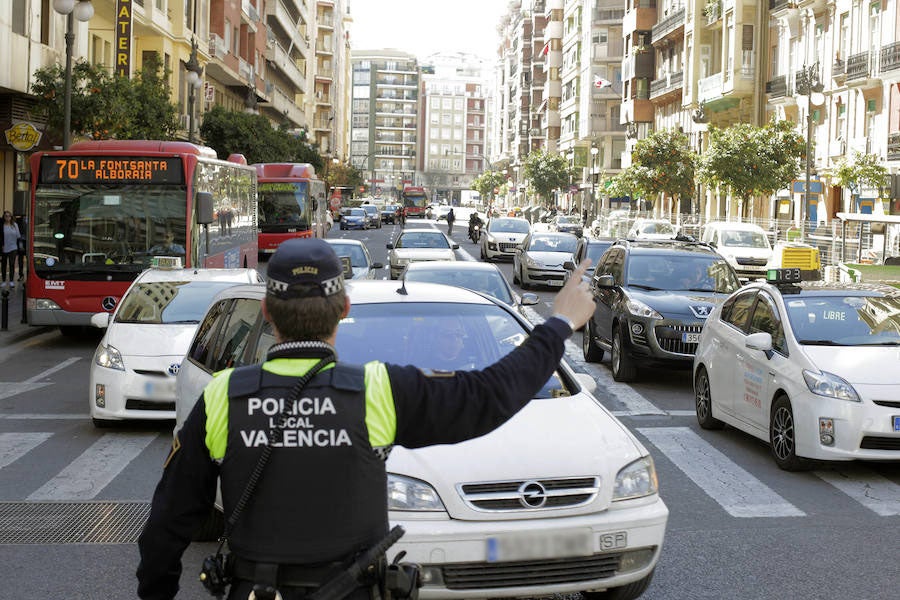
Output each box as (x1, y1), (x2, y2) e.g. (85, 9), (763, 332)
(254, 163), (328, 257)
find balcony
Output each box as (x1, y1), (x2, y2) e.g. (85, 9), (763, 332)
(880, 42), (900, 74)
(652, 8), (685, 43)
(267, 0), (307, 56)
(704, 1), (722, 25)
(594, 8), (625, 22)
(765, 74), (787, 99)
(649, 70), (683, 100)
(832, 57), (846, 82)
(846, 51), (870, 82)
(697, 72), (723, 103)
(623, 0), (658, 35)
(623, 52), (654, 80)
(209, 33), (227, 59)
(266, 41), (306, 90)
(242, 0), (261, 24)
(888, 132), (900, 161)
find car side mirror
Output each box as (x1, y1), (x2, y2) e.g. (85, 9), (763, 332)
(371, 262), (384, 269)
(386, 243), (394, 249)
(196, 191), (214, 225)
(745, 332), (773, 353)
(595, 274), (615, 288)
(451, 243), (460, 250)
(90, 312), (111, 329)
(519, 292), (539, 306)
(563, 260), (575, 271)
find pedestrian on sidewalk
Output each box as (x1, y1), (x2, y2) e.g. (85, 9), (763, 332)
(2, 211), (22, 289)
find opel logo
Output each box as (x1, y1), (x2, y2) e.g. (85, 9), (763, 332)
(101, 296), (117, 311)
(518, 480), (548, 508)
(167, 363), (181, 376)
(690, 305), (712, 318)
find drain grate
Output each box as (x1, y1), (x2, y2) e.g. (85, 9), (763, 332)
(0, 502), (151, 544)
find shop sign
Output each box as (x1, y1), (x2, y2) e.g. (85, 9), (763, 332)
(4, 122), (43, 151)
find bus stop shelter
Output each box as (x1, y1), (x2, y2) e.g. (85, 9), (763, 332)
(835, 212), (900, 264)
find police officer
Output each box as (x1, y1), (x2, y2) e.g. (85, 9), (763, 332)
(136, 238), (595, 600)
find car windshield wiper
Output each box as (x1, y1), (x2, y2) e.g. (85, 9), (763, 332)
(797, 339), (847, 346)
(628, 283), (663, 291)
(856, 340), (900, 346)
(164, 319), (200, 324)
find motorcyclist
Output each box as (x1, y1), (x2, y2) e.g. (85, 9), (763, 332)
(468, 212), (484, 242)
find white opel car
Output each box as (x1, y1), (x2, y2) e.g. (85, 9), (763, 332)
(176, 281), (669, 600)
(700, 221), (773, 281)
(694, 269), (900, 470)
(88, 259), (262, 427)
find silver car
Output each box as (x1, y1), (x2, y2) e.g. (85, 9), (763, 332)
(326, 239), (384, 279)
(513, 231), (579, 289)
(386, 228), (458, 279)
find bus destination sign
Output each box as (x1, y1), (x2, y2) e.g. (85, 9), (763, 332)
(40, 156), (184, 184)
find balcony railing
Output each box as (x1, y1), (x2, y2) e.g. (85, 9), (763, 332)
(769, 0), (792, 10)
(880, 41), (900, 74)
(697, 71), (723, 103)
(765, 74), (787, 98)
(887, 132), (900, 161)
(651, 8), (685, 41)
(594, 8), (625, 22)
(833, 57), (845, 77)
(705, 1), (722, 24)
(649, 71), (684, 98)
(846, 51), (870, 81)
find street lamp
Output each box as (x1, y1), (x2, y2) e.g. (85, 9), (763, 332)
(797, 63), (825, 227)
(691, 103), (709, 216)
(53, 0), (94, 149)
(182, 38), (204, 143)
(589, 145), (600, 220)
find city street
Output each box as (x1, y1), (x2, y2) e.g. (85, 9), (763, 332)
(0, 218), (898, 599)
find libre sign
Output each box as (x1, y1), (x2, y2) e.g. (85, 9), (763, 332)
(116, 0), (133, 78)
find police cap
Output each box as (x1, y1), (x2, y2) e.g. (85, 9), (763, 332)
(266, 238), (345, 299)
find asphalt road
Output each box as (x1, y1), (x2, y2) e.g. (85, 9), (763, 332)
(0, 217), (898, 599)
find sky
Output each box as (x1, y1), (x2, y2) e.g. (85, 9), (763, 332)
(348, 0), (511, 61)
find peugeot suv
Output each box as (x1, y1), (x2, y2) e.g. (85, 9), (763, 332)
(582, 239), (741, 382)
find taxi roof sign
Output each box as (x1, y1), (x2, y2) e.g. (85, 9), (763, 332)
(151, 256), (184, 269)
(766, 267), (822, 284)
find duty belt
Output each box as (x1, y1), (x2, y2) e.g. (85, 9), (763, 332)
(231, 557), (345, 588)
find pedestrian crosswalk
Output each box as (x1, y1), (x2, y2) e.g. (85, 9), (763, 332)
(1, 423), (899, 519)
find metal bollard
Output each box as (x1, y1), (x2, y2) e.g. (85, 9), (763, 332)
(21, 282), (27, 324)
(1, 288), (8, 331)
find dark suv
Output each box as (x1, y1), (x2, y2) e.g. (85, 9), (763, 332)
(582, 239), (741, 381)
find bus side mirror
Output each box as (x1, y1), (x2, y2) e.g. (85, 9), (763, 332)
(196, 192), (214, 225)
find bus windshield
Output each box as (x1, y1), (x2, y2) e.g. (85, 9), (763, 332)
(257, 181), (310, 230)
(32, 184), (187, 280)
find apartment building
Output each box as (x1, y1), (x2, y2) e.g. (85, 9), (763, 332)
(1, 0), (351, 220)
(417, 53), (491, 203)
(349, 50), (419, 198)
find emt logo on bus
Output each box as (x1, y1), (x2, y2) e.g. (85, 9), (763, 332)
(39, 156), (184, 184)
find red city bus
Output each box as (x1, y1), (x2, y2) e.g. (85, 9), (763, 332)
(401, 186), (429, 218)
(27, 140), (258, 332)
(253, 163), (327, 257)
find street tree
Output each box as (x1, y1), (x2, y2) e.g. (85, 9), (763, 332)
(471, 170), (507, 204)
(200, 105), (322, 168)
(325, 162), (364, 191)
(833, 151), (889, 196)
(523, 150), (573, 205)
(31, 53), (179, 144)
(628, 128), (695, 210)
(699, 118), (805, 218)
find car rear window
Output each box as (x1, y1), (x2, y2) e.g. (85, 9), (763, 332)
(116, 281), (241, 324)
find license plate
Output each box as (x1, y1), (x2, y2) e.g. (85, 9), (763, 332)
(548, 279), (564, 287)
(486, 529), (592, 563)
(682, 332), (701, 343)
(145, 379), (175, 398)
(893, 416), (900, 432)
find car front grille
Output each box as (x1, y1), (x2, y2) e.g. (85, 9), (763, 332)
(460, 477), (599, 511)
(860, 436), (900, 451)
(498, 242), (518, 252)
(441, 553), (621, 589)
(125, 399), (176, 411)
(735, 257), (768, 266)
(873, 400), (900, 409)
(655, 323), (703, 355)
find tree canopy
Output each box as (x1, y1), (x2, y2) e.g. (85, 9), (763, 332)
(523, 150), (573, 204)
(31, 53), (179, 144)
(833, 151), (889, 194)
(626, 128), (695, 207)
(471, 170), (507, 202)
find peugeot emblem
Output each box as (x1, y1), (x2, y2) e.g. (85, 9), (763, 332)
(167, 363), (181, 376)
(690, 305), (712, 318)
(101, 296), (117, 311)
(518, 480), (548, 508)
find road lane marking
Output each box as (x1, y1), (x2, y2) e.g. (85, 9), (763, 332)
(27, 433), (158, 501)
(815, 469), (900, 516)
(0, 433), (53, 469)
(638, 426), (806, 518)
(0, 413), (87, 420)
(24, 357), (81, 383)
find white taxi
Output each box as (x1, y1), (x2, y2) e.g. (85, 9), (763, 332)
(693, 268), (900, 470)
(88, 258), (262, 427)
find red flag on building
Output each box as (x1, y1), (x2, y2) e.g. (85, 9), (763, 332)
(542, 42), (550, 56)
(594, 76), (612, 89)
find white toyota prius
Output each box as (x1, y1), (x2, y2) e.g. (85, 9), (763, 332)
(693, 268), (900, 470)
(88, 258), (262, 427)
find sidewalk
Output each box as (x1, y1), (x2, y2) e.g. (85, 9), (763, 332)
(0, 286), (52, 345)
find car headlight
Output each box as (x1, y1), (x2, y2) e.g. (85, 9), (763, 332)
(94, 343), (125, 371)
(525, 255), (543, 268)
(802, 370), (861, 402)
(395, 257), (410, 266)
(625, 298), (663, 319)
(613, 456), (659, 501)
(387, 473), (445, 511)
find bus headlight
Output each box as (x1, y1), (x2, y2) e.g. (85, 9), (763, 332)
(30, 298), (62, 310)
(95, 344), (125, 371)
